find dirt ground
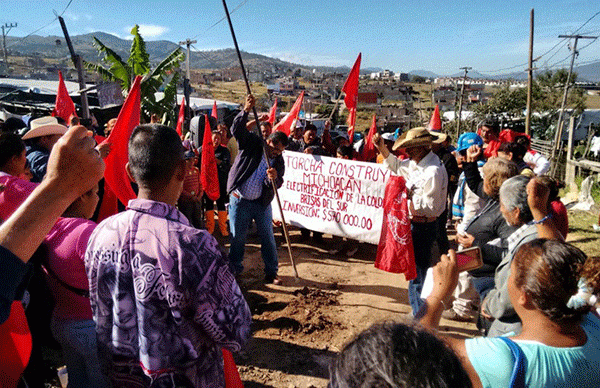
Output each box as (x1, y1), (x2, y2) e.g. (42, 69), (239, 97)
(39, 207), (598, 387)
(223, 226), (480, 388)
(225, 204), (600, 388)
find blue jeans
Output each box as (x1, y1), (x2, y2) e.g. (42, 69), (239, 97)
(50, 316), (110, 388)
(408, 221), (438, 314)
(472, 276), (495, 301)
(228, 194), (278, 277)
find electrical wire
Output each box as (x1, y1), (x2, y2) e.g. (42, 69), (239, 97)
(480, 10), (600, 75)
(190, 0), (250, 40)
(571, 10), (600, 34)
(6, 0), (76, 48)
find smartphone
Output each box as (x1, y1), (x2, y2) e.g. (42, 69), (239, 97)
(456, 246), (483, 272)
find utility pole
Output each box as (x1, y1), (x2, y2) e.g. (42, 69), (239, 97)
(525, 9), (534, 136)
(2, 23), (17, 66)
(58, 17), (89, 119)
(456, 66), (471, 138)
(179, 38), (196, 123)
(549, 34), (597, 176)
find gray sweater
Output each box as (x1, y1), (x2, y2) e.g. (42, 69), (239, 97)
(485, 223), (538, 337)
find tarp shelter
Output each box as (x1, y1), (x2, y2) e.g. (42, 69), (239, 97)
(560, 109), (600, 142)
(155, 92), (241, 128)
(0, 77), (120, 125)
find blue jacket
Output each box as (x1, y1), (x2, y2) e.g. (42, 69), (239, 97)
(26, 144), (50, 183)
(226, 111), (284, 205)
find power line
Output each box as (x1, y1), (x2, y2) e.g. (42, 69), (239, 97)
(571, 10), (600, 34)
(191, 0), (250, 40)
(6, 0), (75, 49)
(482, 11), (600, 75)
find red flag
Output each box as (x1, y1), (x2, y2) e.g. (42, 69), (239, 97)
(268, 98), (278, 126)
(375, 176), (416, 281)
(52, 71), (77, 125)
(273, 91), (304, 136)
(222, 349), (243, 388)
(429, 105), (442, 131)
(201, 115), (220, 201)
(342, 53), (361, 142)
(175, 97), (185, 137)
(211, 100), (218, 120)
(104, 75), (141, 206)
(361, 115), (378, 161)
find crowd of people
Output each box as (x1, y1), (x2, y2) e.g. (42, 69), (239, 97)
(1, 96), (599, 388)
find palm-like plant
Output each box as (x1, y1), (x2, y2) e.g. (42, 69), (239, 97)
(85, 25), (185, 124)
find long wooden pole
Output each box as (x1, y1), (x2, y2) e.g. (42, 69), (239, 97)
(58, 16), (90, 120)
(221, 0), (298, 277)
(456, 67), (471, 138)
(328, 90), (344, 120)
(525, 8), (534, 136)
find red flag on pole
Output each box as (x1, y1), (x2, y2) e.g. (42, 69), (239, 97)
(211, 100), (218, 119)
(268, 98), (278, 126)
(342, 53), (361, 142)
(52, 71), (77, 125)
(375, 176), (416, 281)
(201, 115), (220, 201)
(361, 115), (378, 161)
(428, 105), (442, 131)
(104, 75), (141, 206)
(273, 91), (304, 136)
(175, 97), (185, 138)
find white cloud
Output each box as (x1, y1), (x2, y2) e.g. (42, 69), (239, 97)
(85, 28), (127, 39)
(125, 24), (169, 39)
(64, 12), (93, 22)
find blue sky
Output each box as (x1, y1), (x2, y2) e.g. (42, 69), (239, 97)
(4, 0), (600, 75)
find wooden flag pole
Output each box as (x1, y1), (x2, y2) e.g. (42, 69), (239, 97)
(328, 89), (344, 121)
(222, 0), (299, 277)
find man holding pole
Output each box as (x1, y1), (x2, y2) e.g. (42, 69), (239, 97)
(374, 128), (448, 315)
(227, 94), (288, 284)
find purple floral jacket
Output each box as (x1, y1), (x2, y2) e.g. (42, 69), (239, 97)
(85, 199), (251, 387)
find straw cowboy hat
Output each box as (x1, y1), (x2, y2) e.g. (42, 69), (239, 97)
(392, 127), (439, 151)
(22, 116), (68, 140)
(429, 130), (448, 144)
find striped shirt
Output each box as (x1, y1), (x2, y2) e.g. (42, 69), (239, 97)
(237, 156), (268, 200)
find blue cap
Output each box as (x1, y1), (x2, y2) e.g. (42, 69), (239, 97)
(456, 132), (483, 152)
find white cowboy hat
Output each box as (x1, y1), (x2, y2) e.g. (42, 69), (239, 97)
(393, 127), (438, 151)
(22, 116), (68, 140)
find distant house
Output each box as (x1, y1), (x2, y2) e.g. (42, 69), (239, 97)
(357, 92), (378, 105)
(267, 77), (298, 95)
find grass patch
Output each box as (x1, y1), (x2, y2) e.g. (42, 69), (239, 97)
(566, 210), (600, 258)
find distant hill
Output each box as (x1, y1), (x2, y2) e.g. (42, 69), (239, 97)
(450, 70), (493, 79)
(7, 32), (600, 82)
(408, 70), (438, 78)
(6, 32), (352, 74)
(571, 61), (600, 83)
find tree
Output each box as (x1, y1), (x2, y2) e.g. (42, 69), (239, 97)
(473, 69), (586, 139)
(411, 75), (427, 83)
(84, 25), (185, 124)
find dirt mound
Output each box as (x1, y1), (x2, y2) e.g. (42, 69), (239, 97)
(250, 287), (343, 338)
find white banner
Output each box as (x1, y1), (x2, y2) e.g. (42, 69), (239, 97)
(272, 151), (391, 244)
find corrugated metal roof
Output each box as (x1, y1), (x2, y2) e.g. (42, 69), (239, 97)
(0, 77), (92, 96)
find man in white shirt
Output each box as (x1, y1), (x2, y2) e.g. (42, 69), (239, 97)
(374, 127), (448, 314)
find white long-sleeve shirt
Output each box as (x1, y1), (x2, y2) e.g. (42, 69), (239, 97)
(383, 151), (448, 218)
(524, 150), (550, 175)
